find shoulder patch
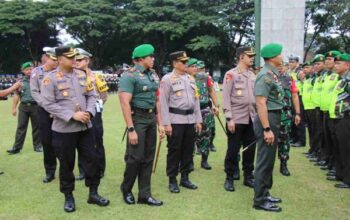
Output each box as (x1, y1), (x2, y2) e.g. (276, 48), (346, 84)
(225, 73), (233, 82)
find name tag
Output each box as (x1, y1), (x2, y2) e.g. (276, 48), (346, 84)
(172, 81), (184, 92)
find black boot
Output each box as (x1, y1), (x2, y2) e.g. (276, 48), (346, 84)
(243, 173), (255, 188)
(168, 177), (180, 193)
(280, 159), (291, 176)
(180, 173), (198, 190)
(64, 193), (75, 213)
(224, 176), (235, 192)
(201, 154), (212, 170)
(87, 187), (110, 206)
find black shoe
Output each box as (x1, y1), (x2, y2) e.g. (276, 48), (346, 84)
(34, 146), (43, 152)
(315, 160), (327, 166)
(265, 195), (282, 203)
(209, 144), (216, 152)
(64, 194), (75, 213)
(75, 174), (85, 181)
(137, 196), (163, 206)
(334, 182), (350, 189)
(320, 165), (329, 170)
(7, 148), (20, 155)
(327, 176), (341, 181)
(224, 179), (235, 192)
(122, 192), (135, 205)
(233, 170), (240, 180)
(88, 193), (110, 206)
(253, 201), (282, 212)
(326, 170), (336, 176)
(169, 177), (180, 193)
(201, 155), (212, 170)
(280, 160), (291, 176)
(180, 174), (198, 190)
(243, 178), (255, 188)
(43, 174), (55, 183)
(291, 142), (304, 147)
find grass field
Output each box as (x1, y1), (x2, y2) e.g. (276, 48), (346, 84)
(0, 93), (349, 220)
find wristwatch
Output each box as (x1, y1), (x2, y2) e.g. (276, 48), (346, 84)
(128, 127), (135, 132)
(263, 127), (271, 132)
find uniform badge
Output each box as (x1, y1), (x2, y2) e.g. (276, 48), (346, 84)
(176, 91), (182, 96)
(143, 86), (148, 91)
(264, 76), (272, 84)
(62, 91), (69, 97)
(43, 77), (51, 86)
(236, 90), (243, 96)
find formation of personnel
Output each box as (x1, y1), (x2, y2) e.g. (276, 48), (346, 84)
(0, 42), (349, 214)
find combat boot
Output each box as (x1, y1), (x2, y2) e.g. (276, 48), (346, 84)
(168, 177), (180, 193)
(201, 154), (212, 170)
(180, 173), (198, 190)
(280, 159), (291, 176)
(64, 193), (75, 213)
(87, 186), (110, 206)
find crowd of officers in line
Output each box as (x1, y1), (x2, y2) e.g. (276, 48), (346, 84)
(0, 42), (349, 214)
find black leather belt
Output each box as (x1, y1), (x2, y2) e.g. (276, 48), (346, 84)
(268, 109), (282, 113)
(200, 103), (210, 110)
(132, 107), (155, 114)
(21, 102), (37, 106)
(169, 107), (194, 115)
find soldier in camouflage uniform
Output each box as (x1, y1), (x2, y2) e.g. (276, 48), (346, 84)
(186, 58), (219, 170)
(278, 63), (301, 176)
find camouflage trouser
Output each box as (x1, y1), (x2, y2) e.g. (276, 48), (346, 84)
(278, 108), (292, 161)
(195, 107), (215, 156)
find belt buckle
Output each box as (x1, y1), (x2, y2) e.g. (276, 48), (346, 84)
(26, 103), (31, 106)
(148, 109), (153, 113)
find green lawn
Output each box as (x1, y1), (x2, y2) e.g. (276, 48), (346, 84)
(0, 93), (349, 220)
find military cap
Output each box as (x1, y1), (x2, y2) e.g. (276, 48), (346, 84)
(312, 54), (325, 63)
(288, 54), (299, 62)
(43, 47), (57, 60)
(169, 51), (189, 61)
(324, 50), (341, 58)
(21, 61), (33, 70)
(261, 43), (283, 58)
(55, 46), (77, 58)
(132, 44), (154, 59)
(236, 46), (256, 56)
(335, 53), (350, 62)
(187, 58), (198, 66)
(196, 60), (205, 69)
(302, 61), (313, 67)
(76, 48), (93, 60)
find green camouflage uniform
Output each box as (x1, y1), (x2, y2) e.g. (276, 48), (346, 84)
(278, 74), (293, 160)
(195, 72), (215, 156)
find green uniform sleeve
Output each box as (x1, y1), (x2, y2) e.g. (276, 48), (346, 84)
(119, 72), (135, 94)
(254, 74), (272, 97)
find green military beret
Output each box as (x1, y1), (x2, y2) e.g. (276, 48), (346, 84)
(187, 58), (198, 66)
(260, 43), (283, 58)
(335, 53), (350, 62)
(324, 50), (341, 58)
(21, 61), (33, 70)
(312, 54), (325, 63)
(196, 60), (205, 68)
(302, 61), (312, 67)
(132, 44), (155, 59)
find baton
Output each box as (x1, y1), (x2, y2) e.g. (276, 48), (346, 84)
(241, 139), (257, 153)
(121, 127), (127, 144)
(215, 115), (227, 134)
(152, 140), (163, 174)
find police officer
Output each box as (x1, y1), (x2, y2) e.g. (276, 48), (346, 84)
(7, 62), (42, 155)
(318, 50), (341, 170)
(119, 44), (164, 206)
(328, 53), (350, 189)
(0, 81), (22, 175)
(222, 46), (257, 191)
(75, 48), (109, 180)
(30, 47), (58, 183)
(309, 54), (327, 163)
(41, 46), (109, 212)
(253, 43), (284, 212)
(277, 62), (301, 176)
(160, 51), (202, 193)
(186, 59), (219, 170)
(287, 55), (305, 147)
